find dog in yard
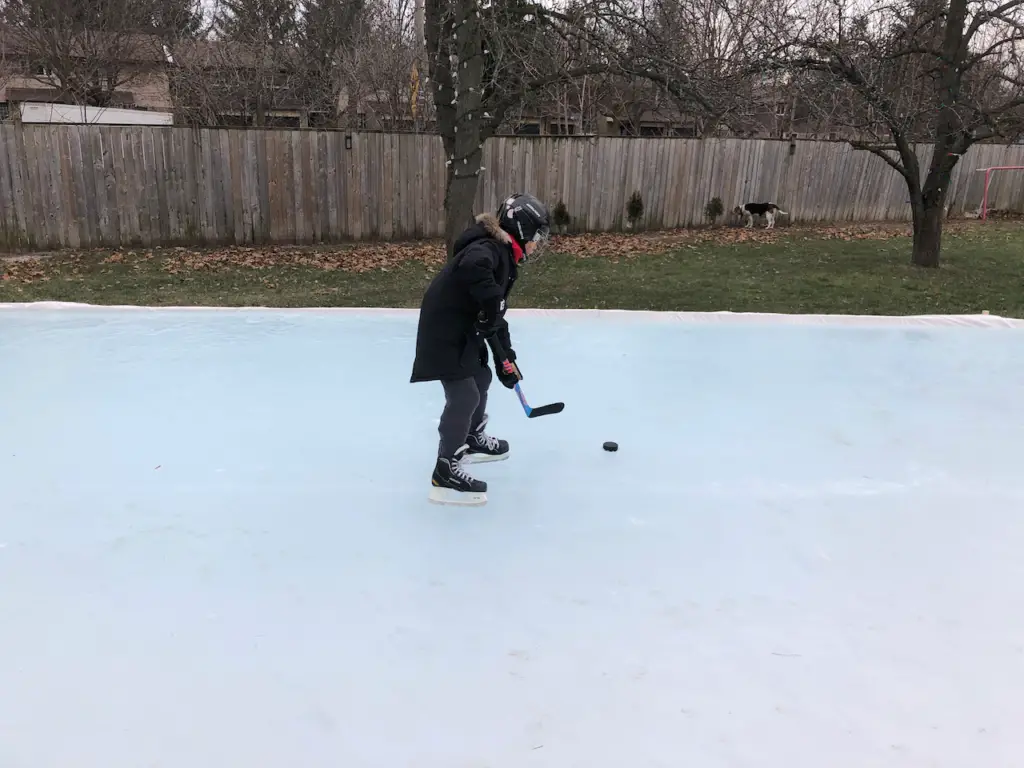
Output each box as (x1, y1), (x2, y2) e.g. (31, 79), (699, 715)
(734, 202), (789, 229)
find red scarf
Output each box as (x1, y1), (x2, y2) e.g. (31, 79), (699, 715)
(510, 239), (524, 264)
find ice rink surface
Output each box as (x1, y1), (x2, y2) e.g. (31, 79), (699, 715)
(3, 303), (1024, 768)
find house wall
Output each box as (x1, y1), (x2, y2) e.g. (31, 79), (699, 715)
(0, 66), (172, 110)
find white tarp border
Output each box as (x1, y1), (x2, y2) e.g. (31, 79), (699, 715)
(2, 301), (1023, 328)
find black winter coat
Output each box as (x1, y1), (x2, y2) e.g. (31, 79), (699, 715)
(410, 213), (519, 383)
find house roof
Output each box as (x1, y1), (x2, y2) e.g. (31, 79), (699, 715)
(7, 86), (137, 106)
(169, 39), (303, 69)
(0, 25), (170, 63)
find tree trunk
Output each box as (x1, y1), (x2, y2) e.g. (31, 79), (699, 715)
(437, 0), (488, 257)
(444, 159), (482, 256)
(425, 0), (488, 257)
(910, 193), (945, 268)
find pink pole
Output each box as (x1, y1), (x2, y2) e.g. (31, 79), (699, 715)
(979, 166), (1024, 221)
(982, 169), (990, 220)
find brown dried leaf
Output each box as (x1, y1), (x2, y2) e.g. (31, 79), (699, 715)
(0, 221), (973, 286)
(549, 222), (913, 257)
(0, 258), (48, 284)
(157, 241), (447, 275)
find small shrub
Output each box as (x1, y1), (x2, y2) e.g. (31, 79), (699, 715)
(704, 196), (724, 225)
(552, 200), (571, 232)
(626, 191), (644, 229)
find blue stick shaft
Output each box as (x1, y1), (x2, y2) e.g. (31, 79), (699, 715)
(513, 382), (532, 415)
(487, 335), (533, 416)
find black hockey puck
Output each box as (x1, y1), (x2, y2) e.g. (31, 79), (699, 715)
(603, 441), (619, 452)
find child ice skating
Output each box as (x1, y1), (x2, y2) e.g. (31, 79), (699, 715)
(410, 193), (551, 506)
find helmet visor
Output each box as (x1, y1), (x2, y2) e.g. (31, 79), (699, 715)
(526, 224), (551, 259)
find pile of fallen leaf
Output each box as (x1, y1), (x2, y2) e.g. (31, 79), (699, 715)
(548, 222), (911, 258)
(0, 241), (448, 284)
(0, 220), (1004, 285)
(0, 259), (49, 283)
(983, 209), (1024, 220)
(158, 241), (446, 275)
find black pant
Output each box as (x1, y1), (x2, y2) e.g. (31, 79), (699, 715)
(438, 364), (492, 459)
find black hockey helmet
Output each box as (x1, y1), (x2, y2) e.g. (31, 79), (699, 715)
(497, 193), (551, 253)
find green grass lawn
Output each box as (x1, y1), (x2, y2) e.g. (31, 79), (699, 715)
(3, 220), (1023, 316)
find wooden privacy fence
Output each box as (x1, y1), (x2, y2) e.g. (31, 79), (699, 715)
(1, 124), (1023, 250)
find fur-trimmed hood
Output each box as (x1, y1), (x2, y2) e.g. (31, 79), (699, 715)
(475, 212), (513, 245)
(451, 211), (524, 264)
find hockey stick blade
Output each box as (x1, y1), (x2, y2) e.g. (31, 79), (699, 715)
(527, 401), (565, 418)
(488, 335), (565, 419)
(514, 382), (565, 418)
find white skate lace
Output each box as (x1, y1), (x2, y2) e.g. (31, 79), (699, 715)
(476, 431), (501, 452)
(451, 455), (475, 483)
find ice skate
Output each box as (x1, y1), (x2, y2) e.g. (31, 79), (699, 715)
(464, 415), (509, 463)
(428, 445), (488, 506)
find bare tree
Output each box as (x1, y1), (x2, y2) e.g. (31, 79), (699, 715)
(176, 0), (418, 130)
(171, 37), (309, 126)
(0, 0), (175, 108)
(530, 21), (619, 135)
(296, 0), (366, 125)
(783, 0), (1024, 266)
(425, 0), (620, 253)
(171, 0), (307, 126)
(597, 73), (680, 135)
(151, 0), (206, 42)
(608, 0), (805, 137)
(213, 0), (298, 41)
(328, 0), (432, 130)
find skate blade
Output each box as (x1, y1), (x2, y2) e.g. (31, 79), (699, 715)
(428, 486), (488, 506)
(462, 452), (509, 464)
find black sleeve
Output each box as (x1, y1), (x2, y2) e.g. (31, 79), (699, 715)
(454, 243), (503, 304)
(496, 317), (514, 359)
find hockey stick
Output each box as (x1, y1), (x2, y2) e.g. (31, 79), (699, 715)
(488, 335), (564, 418)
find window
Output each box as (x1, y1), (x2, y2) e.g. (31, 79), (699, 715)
(35, 65), (59, 84)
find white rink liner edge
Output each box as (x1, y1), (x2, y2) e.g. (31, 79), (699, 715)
(2, 300), (1023, 328)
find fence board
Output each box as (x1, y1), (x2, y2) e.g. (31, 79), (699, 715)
(58, 128), (76, 247)
(131, 128), (148, 245)
(414, 133), (425, 238)
(1, 124), (1023, 250)
(229, 130), (243, 243)
(32, 128), (49, 246)
(6, 130), (24, 245)
(0, 131), (13, 245)
(38, 127), (56, 246)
